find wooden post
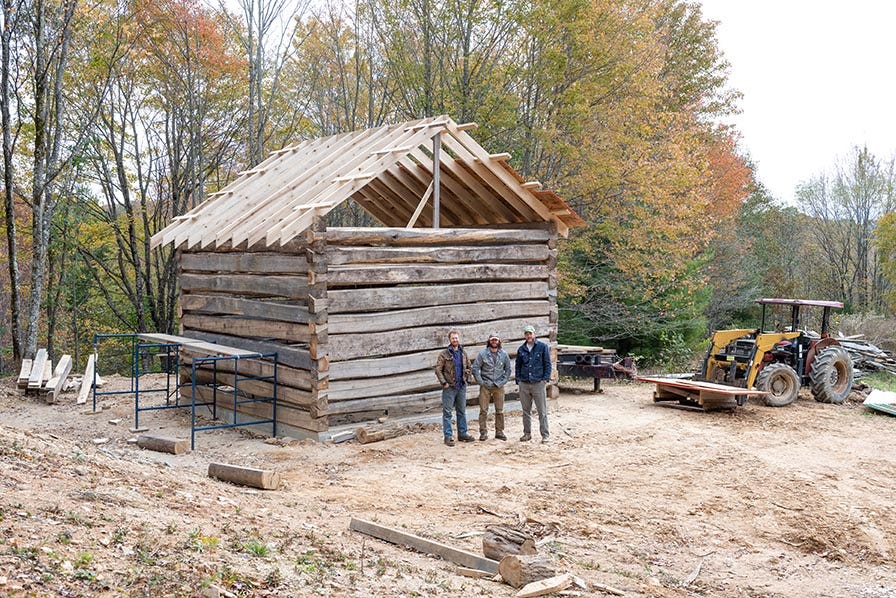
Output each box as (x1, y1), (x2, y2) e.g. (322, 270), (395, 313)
(432, 132), (441, 228)
(208, 462), (281, 490)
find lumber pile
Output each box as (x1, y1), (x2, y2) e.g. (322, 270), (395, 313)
(16, 350), (75, 403)
(838, 338), (896, 376)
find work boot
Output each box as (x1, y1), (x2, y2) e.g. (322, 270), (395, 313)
(519, 433), (531, 442)
(495, 432), (507, 441)
(479, 432), (488, 441)
(541, 436), (550, 444)
(458, 433), (475, 442)
(444, 437), (455, 447)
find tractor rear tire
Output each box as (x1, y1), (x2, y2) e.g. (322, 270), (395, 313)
(810, 346), (853, 404)
(755, 363), (800, 407)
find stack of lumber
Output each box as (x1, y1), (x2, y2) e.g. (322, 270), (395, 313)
(16, 349), (74, 403)
(837, 338), (896, 376)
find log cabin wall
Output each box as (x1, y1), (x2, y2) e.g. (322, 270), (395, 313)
(323, 226), (559, 427)
(175, 231), (329, 435)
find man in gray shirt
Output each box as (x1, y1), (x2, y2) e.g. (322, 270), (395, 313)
(472, 332), (512, 441)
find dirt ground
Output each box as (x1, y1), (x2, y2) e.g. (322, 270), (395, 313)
(1, 375), (895, 598)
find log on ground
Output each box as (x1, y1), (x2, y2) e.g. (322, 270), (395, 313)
(498, 553), (556, 589)
(137, 435), (190, 455)
(208, 462), (281, 490)
(482, 526), (537, 561)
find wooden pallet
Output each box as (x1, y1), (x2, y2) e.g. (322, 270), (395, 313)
(636, 376), (768, 411)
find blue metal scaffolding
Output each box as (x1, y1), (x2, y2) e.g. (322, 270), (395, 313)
(92, 333), (278, 449)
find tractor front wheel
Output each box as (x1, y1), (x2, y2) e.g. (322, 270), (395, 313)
(755, 363), (800, 407)
(810, 346), (853, 404)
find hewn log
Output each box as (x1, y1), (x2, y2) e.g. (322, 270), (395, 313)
(180, 273), (308, 299)
(328, 281), (548, 313)
(42, 355), (73, 403)
(28, 349), (48, 390)
(482, 526), (537, 561)
(328, 370), (435, 402)
(17, 359), (33, 388)
(325, 244), (550, 265)
(181, 294), (311, 324)
(186, 368), (322, 414)
(327, 263), (549, 287)
(326, 227), (553, 246)
(182, 331), (312, 370)
(180, 251), (309, 274)
(498, 554), (556, 589)
(328, 300), (548, 335)
(137, 435), (190, 455)
(181, 313), (312, 343)
(180, 350), (314, 390)
(186, 385), (329, 431)
(329, 316), (548, 361)
(208, 462), (281, 490)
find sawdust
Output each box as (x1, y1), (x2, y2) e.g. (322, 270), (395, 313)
(0, 376), (894, 597)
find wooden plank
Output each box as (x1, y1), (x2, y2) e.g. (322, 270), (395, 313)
(325, 227), (553, 246)
(136, 333), (259, 357)
(182, 331), (313, 370)
(77, 353), (96, 404)
(16, 359), (33, 388)
(328, 281), (549, 313)
(515, 573), (572, 597)
(208, 463), (281, 490)
(325, 244), (550, 266)
(181, 314), (313, 344)
(180, 294), (311, 324)
(330, 301), (548, 335)
(28, 349), (48, 389)
(405, 180), (434, 228)
(43, 354), (73, 403)
(180, 273), (308, 299)
(329, 316), (548, 361)
(180, 251), (309, 274)
(636, 376), (768, 397)
(349, 518), (499, 574)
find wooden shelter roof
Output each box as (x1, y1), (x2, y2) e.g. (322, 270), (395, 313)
(151, 115), (585, 250)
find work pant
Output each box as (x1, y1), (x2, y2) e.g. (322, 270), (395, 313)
(519, 381), (549, 439)
(478, 385), (505, 435)
(441, 385), (468, 439)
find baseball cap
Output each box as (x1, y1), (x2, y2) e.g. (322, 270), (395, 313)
(523, 325), (536, 334)
(488, 332), (501, 341)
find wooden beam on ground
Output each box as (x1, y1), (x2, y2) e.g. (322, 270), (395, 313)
(43, 354), (73, 403)
(137, 435), (190, 455)
(28, 349), (48, 390)
(515, 573), (572, 597)
(349, 518), (499, 574)
(77, 354), (96, 404)
(208, 462), (281, 490)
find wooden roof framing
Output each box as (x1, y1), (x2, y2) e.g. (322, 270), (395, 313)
(151, 116), (584, 250)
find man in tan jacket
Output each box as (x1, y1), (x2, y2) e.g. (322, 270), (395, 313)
(434, 330), (475, 446)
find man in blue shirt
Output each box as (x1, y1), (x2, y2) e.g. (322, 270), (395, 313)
(515, 325), (552, 443)
(434, 330), (475, 446)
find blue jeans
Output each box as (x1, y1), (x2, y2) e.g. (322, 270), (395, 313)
(441, 385), (468, 439)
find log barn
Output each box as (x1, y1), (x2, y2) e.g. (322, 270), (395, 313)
(150, 115), (584, 438)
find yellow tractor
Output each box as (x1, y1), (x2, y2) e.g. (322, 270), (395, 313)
(699, 298), (854, 406)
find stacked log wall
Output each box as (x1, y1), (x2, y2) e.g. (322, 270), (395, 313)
(324, 227), (557, 426)
(177, 237), (329, 433)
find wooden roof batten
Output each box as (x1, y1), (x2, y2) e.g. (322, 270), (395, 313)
(150, 116), (582, 250)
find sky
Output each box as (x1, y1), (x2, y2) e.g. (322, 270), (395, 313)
(698, 1), (896, 205)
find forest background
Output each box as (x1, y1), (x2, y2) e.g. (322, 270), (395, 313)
(2, 0), (896, 372)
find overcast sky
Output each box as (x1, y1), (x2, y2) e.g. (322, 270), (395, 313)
(698, 1), (896, 205)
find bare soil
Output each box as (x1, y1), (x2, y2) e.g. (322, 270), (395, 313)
(1, 375), (895, 597)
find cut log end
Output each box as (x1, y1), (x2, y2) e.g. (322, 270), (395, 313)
(207, 462), (281, 490)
